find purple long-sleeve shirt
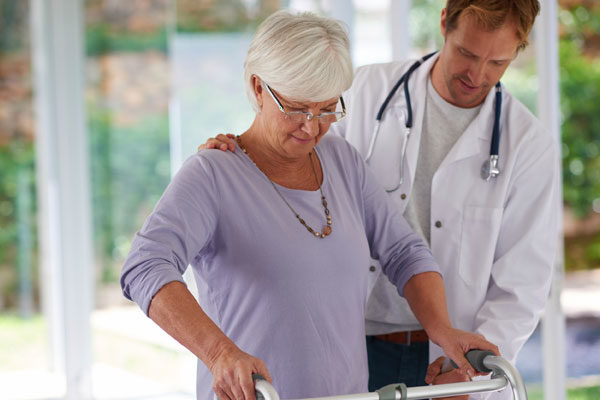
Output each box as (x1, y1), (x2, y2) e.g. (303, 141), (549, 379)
(120, 134), (440, 399)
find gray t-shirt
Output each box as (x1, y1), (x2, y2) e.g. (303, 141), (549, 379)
(121, 134), (439, 399)
(404, 77), (482, 245)
(366, 76), (482, 335)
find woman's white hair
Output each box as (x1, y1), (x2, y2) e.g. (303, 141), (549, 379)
(244, 10), (354, 112)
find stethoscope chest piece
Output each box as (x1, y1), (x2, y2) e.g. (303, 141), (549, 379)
(481, 154), (500, 181)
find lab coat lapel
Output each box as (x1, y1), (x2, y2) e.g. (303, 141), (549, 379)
(436, 85), (498, 171)
(398, 53), (440, 189)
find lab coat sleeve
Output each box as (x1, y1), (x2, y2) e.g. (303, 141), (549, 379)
(474, 130), (560, 365)
(120, 154), (220, 316)
(347, 140), (441, 295)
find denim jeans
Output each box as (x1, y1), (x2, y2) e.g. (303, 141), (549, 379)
(366, 335), (429, 391)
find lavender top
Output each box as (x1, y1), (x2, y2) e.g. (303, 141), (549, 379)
(120, 134), (440, 399)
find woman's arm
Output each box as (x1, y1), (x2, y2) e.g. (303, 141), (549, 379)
(149, 281), (271, 400)
(122, 155), (270, 400)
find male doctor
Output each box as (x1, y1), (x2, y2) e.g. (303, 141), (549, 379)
(200, 0), (560, 397)
(329, 0), (559, 397)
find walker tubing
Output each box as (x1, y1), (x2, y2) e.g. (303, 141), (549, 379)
(253, 351), (526, 400)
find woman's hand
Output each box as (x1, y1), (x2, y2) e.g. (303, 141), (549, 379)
(428, 326), (499, 379)
(207, 342), (272, 400)
(198, 133), (237, 152)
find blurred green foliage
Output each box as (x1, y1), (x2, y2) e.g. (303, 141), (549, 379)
(0, 0), (28, 54)
(86, 25), (168, 55)
(88, 108), (171, 283)
(558, 5), (600, 270)
(560, 40), (600, 217)
(0, 140), (37, 308)
(559, 6), (600, 218)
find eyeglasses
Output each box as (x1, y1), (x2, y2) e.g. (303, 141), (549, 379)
(262, 80), (346, 124)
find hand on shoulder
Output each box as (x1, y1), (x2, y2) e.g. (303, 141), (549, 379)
(198, 133), (236, 152)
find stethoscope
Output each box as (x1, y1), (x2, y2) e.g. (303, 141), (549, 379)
(364, 52), (503, 192)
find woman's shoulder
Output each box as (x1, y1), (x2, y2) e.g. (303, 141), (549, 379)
(317, 134), (367, 180)
(174, 147), (244, 184)
(318, 134), (362, 160)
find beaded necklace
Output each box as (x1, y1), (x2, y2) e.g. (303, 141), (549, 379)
(236, 135), (332, 239)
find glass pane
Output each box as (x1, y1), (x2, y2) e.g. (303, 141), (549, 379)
(559, 2), (600, 398)
(170, 0), (278, 169)
(85, 1), (192, 398)
(0, 0), (54, 398)
(354, 0), (392, 66)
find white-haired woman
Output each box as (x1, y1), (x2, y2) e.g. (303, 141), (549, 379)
(121, 10), (497, 400)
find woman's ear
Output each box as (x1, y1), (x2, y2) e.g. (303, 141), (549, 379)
(251, 75), (264, 109)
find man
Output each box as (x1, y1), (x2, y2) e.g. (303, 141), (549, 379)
(200, 0), (559, 397)
(328, 0), (558, 397)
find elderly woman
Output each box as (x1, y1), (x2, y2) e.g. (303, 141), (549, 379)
(121, 10), (497, 400)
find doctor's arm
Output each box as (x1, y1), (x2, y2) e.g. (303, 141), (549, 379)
(355, 144), (499, 378)
(474, 137), (559, 365)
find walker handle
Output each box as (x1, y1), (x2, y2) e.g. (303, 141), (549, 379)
(253, 373), (280, 400)
(451, 349), (495, 373)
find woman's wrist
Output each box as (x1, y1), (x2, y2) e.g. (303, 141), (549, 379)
(204, 336), (239, 372)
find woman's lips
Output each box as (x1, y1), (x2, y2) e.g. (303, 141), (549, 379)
(291, 136), (313, 144)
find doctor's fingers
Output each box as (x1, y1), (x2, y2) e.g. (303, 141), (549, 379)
(425, 356), (446, 384)
(198, 133), (236, 152)
(448, 332), (499, 377)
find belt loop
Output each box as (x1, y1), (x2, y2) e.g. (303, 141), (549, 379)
(406, 331), (411, 345)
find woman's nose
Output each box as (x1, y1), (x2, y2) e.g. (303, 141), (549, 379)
(302, 116), (320, 136)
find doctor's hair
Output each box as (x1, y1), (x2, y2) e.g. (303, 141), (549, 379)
(243, 10), (353, 113)
(445, 0), (540, 52)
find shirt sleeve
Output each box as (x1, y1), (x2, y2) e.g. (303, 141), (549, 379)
(347, 141), (441, 296)
(120, 154), (221, 315)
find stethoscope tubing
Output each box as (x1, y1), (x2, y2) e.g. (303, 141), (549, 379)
(365, 52), (503, 188)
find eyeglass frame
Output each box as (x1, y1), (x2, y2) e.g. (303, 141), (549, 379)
(261, 79), (346, 124)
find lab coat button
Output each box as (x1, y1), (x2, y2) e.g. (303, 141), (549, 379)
(401, 193), (407, 200)
(435, 220), (442, 228)
(369, 265), (376, 272)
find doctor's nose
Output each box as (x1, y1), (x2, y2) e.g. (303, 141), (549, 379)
(467, 62), (487, 87)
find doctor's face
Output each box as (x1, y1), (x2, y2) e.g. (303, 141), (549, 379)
(434, 9), (520, 108)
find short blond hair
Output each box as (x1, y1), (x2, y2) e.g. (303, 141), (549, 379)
(243, 10), (353, 112)
(445, 0), (540, 52)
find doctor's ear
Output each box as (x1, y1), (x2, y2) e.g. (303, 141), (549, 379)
(251, 75), (264, 109)
(440, 8), (448, 38)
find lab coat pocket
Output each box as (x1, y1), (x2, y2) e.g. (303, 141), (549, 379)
(458, 206), (503, 288)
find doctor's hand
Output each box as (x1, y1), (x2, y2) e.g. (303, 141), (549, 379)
(198, 133), (236, 152)
(429, 327), (499, 379)
(425, 356), (470, 400)
(208, 341), (272, 400)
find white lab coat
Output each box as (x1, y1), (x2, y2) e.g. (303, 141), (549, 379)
(329, 54), (560, 397)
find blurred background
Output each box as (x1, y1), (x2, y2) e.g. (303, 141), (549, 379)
(0, 0), (598, 399)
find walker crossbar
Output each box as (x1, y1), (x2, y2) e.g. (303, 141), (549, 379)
(253, 350), (528, 400)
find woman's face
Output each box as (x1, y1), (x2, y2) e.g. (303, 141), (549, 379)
(254, 77), (340, 160)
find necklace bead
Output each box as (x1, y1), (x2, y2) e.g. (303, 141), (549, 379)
(236, 135), (332, 239)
